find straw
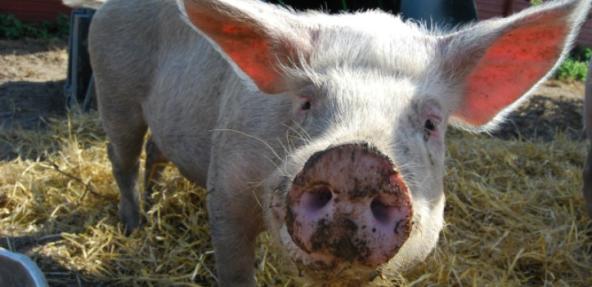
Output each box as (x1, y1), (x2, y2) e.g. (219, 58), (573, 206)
(0, 112), (590, 286)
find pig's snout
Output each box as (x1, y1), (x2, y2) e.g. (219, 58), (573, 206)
(286, 143), (412, 268)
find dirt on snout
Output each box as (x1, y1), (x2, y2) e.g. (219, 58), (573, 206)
(309, 217), (370, 264)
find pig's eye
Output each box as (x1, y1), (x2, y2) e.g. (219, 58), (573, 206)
(301, 100), (312, 111)
(424, 119), (436, 138)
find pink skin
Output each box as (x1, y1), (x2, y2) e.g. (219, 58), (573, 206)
(286, 143), (413, 269)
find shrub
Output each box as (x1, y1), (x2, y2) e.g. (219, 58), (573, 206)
(554, 48), (591, 82)
(0, 14), (69, 40)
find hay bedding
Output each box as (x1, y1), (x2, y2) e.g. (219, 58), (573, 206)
(0, 111), (591, 286)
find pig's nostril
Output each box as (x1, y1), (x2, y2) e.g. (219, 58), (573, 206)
(371, 197), (394, 224)
(302, 185), (333, 211)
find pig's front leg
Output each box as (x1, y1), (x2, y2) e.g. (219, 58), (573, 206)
(207, 177), (264, 287)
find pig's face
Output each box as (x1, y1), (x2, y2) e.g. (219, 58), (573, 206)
(180, 0), (590, 284)
(262, 19), (448, 281)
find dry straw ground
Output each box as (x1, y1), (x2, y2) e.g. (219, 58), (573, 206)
(1, 110), (591, 286)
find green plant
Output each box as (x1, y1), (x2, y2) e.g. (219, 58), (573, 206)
(531, 0), (544, 5)
(554, 48), (591, 81)
(555, 58), (588, 81)
(0, 14), (69, 40)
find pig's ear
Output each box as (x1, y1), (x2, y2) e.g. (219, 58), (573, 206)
(440, 0), (590, 130)
(178, 0), (313, 94)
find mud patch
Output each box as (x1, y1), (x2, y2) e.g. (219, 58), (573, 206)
(309, 217), (370, 263)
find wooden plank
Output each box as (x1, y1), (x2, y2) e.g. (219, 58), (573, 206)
(0, 0), (71, 22)
(476, 0), (504, 19)
(1, 0), (591, 47)
(577, 20), (592, 47)
(476, 0), (592, 47)
(502, 0), (514, 16)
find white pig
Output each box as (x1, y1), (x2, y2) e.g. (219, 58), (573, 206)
(63, 0), (591, 285)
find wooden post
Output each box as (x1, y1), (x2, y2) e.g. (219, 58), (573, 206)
(502, 0), (514, 17)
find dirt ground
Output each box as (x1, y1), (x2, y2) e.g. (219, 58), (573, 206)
(493, 80), (586, 141)
(0, 39), (68, 128)
(0, 39), (69, 160)
(0, 39), (587, 146)
(0, 39), (590, 286)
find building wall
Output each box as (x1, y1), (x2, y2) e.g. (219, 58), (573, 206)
(0, 0), (71, 22)
(476, 0), (592, 48)
(0, 0), (590, 47)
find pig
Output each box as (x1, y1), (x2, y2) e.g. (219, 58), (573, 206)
(63, 0), (591, 285)
(584, 61), (592, 219)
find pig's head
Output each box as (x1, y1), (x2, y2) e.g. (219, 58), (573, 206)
(179, 0), (590, 283)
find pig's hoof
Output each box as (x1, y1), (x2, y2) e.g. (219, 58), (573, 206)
(119, 211), (143, 236)
(123, 222), (141, 236)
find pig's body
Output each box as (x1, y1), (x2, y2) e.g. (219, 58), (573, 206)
(92, 2), (444, 283)
(91, 0), (227, 185)
(70, 0), (591, 285)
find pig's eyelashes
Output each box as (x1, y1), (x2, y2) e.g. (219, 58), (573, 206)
(420, 101), (443, 140)
(424, 119), (436, 132)
(423, 119), (437, 139)
(300, 101), (312, 111)
(294, 98), (312, 123)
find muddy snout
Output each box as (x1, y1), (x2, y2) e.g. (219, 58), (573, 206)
(286, 143), (413, 268)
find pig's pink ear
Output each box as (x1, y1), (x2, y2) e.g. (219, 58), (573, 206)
(179, 0), (312, 94)
(441, 0), (590, 129)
